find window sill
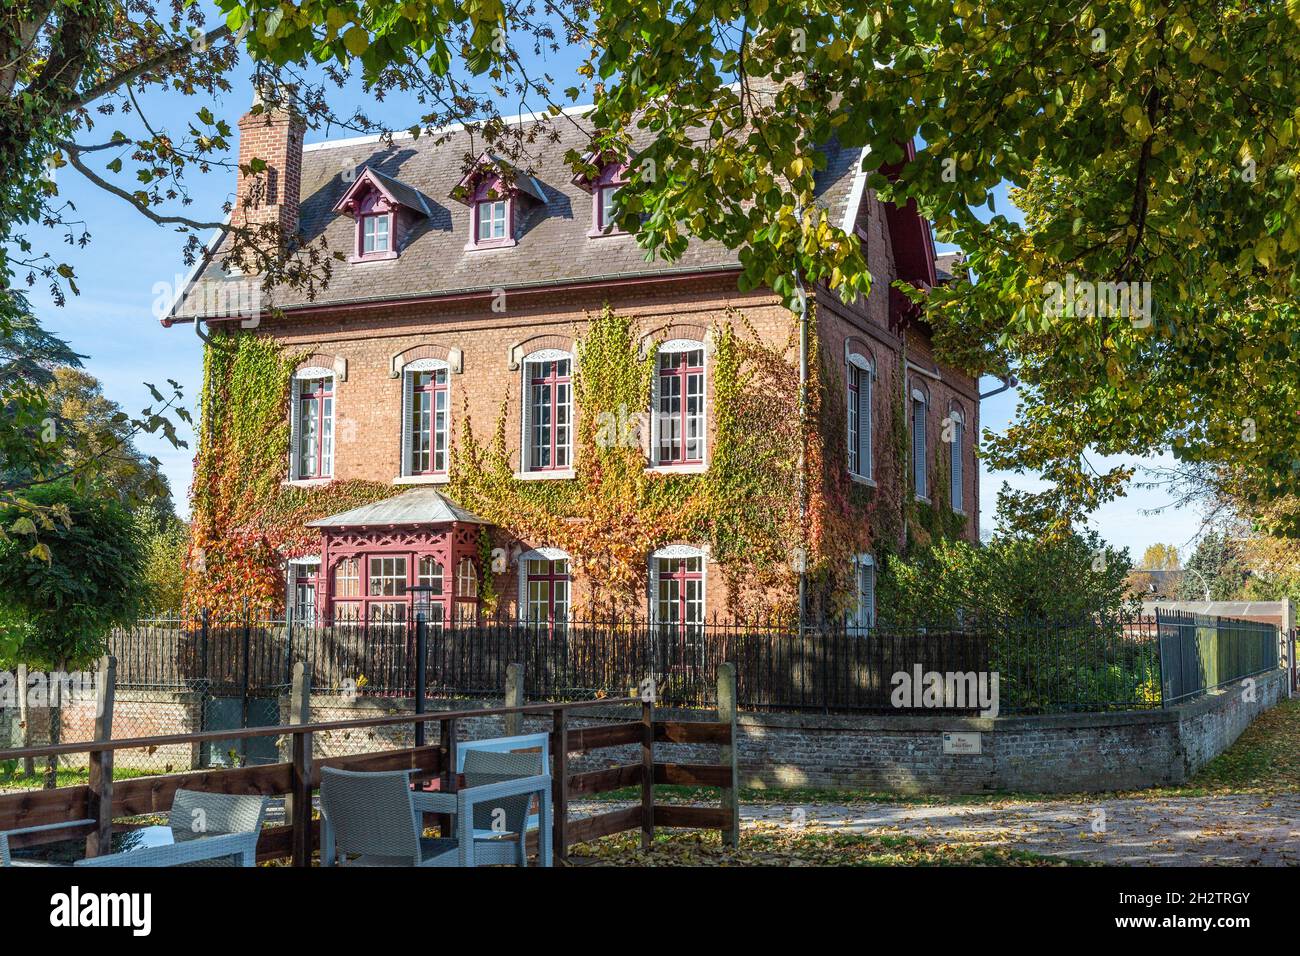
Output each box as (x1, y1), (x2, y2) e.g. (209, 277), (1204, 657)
(849, 472), (876, 488)
(284, 478), (334, 488)
(464, 238), (517, 251)
(586, 228), (633, 240)
(915, 495), (931, 505)
(513, 469), (576, 481)
(393, 474), (450, 486)
(347, 251), (399, 263)
(646, 462), (707, 475)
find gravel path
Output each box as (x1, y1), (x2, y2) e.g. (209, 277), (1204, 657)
(573, 793), (1300, 865)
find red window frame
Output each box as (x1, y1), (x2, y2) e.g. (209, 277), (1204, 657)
(654, 555), (704, 629)
(656, 349), (705, 465)
(528, 358), (572, 471)
(328, 551), (460, 627)
(523, 557), (570, 629)
(410, 369), (449, 476)
(359, 211), (392, 257)
(474, 198), (511, 247)
(298, 376), (333, 479)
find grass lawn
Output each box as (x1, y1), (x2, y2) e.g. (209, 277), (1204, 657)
(569, 825), (1093, 866)
(0, 766), (159, 790)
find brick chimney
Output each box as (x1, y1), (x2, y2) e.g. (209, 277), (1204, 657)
(235, 84), (306, 237)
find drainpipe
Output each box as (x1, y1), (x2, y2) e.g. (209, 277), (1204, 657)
(793, 216), (809, 637)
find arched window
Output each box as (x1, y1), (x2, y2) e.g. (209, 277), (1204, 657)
(400, 358), (451, 477)
(911, 383), (930, 501)
(522, 348), (574, 473)
(846, 346), (873, 480)
(454, 556), (479, 625)
(291, 366), (335, 480)
(649, 545), (706, 631)
(947, 405), (965, 514)
(849, 554), (875, 631)
(519, 547), (571, 631)
(653, 340), (706, 466)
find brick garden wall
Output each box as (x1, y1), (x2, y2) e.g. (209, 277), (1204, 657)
(9, 669), (1283, 792)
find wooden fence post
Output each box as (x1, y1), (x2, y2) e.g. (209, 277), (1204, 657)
(718, 662), (740, 847)
(16, 663), (33, 777)
(552, 708), (568, 864)
(85, 655), (116, 858)
(436, 717), (458, 838)
(290, 725), (313, 867)
(284, 663), (310, 829)
(504, 663), (524, 736)
(640, 698), (654, 849)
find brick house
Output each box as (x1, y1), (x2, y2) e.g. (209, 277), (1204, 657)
(165, 97), (981, 629)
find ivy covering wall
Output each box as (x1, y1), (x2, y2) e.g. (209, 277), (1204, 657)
(183, 307), (967, 619)
(185, 331), (400, 614)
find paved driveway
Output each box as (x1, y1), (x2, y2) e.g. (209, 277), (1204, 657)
(575, 793), (1300, 865)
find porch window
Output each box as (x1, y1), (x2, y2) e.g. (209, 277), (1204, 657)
(292, 371), (334, 480)
(524, 353), (573, 472)
(521, 552), (571, 630)
(654, 343), (705, 466)
(847, 353), (872, 479)
(416, 556), (446, 630)
(402, 361), (449, 476)
(454, 557), (479, 626)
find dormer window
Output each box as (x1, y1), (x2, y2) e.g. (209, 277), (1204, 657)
(476, 198), (509, 244)
(598, 185), (620, 232)
(454, 152), (547, 251)
(361, 211), (391, 255)
(573, 156), (630, 238)
(332, 167), (431, 264)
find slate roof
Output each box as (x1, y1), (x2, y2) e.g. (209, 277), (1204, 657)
(306, 488), (487, 528)
(168, 108), (870, 319)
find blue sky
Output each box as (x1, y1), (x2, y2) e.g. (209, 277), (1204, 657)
(23, 34), (1205, 562)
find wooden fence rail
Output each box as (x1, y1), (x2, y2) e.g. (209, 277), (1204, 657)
(0, 658), (740, 865)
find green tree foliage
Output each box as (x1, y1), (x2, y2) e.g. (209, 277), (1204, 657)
(10, 2), (1300, 535)
(1176, 531), (1250, 601)
(0, 480), (146, 669)
(43, 367), (175, 517)
(135, 510), (188, 614)
(878, 530), (1136, 628)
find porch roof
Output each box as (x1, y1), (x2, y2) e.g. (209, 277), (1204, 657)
(306, 488), (487, 529)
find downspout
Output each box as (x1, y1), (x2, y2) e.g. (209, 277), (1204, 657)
(793, 206), (810, 637)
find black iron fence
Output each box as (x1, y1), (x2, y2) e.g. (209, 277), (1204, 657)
(98, 608), (1273, 716)
(1155, 609), (1281, 705)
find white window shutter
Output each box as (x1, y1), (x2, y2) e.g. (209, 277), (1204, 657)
(912, 400), (927, 498)
(288, 377), (301, 479)
(860, 370), (872, 479)
(865, 563), (875, 626)
(520, 362), (532, 471)
(400, 370), (413, 477)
